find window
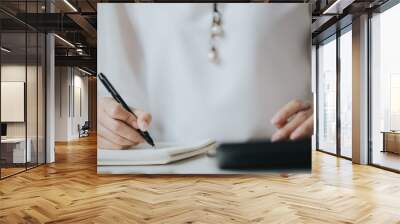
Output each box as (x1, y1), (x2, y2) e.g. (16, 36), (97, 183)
(370, 2), (400, 171)
(316, 25), (353, 159)
(339, 28), (352, 158)
(317, 36), (337, 154)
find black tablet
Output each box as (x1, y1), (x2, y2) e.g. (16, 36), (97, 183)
(216, 139), (311, 171)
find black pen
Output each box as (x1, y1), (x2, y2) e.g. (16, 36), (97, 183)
(97, 73), (155, 147)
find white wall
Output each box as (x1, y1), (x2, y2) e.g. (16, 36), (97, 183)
(352, 14), (369, 164)
(55, 67), (69, 141)
(1, 63), (47, 164)
(1, 65), (26, 138)
(71, 73), (89, 138)
(1, 65), (41, 137)
(54, 67), (89, 141)
(47, 33), (56, 163)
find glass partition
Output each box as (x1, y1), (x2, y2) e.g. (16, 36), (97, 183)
(0, 1), (46, 179)
(27, 31), (38, 169)
(38, 32), (45, 165)
(1, 31), (28, 178)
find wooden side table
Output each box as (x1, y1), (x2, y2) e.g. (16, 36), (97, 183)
(381, 131), (400, 154)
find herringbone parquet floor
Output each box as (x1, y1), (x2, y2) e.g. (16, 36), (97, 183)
(1, 135), (400, 224)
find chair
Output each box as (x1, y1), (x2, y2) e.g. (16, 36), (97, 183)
(78, 121), (90, 138)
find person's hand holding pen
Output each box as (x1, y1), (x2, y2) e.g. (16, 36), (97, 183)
(98, 97), (152, 149)
(270, 100), (313, 142)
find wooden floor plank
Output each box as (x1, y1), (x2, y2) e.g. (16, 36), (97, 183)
(0, 135), (400, 223)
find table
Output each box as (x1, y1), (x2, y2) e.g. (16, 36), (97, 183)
(381, 131), (400, 154)
(1, 138), (32, 164)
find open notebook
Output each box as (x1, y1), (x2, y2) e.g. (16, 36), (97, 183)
(98, 139), (217, 166)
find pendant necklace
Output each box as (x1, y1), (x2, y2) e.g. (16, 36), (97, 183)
(208, 3), (223, 64)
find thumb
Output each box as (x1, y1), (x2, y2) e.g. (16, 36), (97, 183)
(133, 109), (152, 131)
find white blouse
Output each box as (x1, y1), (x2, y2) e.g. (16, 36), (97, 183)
(97, 3), (311, 142)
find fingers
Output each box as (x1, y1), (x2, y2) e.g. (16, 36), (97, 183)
(290, 116), (313, 140)
(98, 135), (130, 150)
(271, 109), (312, 142)
(133, 108), (152, 131)
(101, 97), (139, 129)
(99, 112), (145, 144)
(100, 97), (152, 131)
(98, 97), (153, 150)
(98, 123), (137, 147)
(271, 100), (311, 129)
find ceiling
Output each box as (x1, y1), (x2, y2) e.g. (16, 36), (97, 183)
(0, 0), (392, 72)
